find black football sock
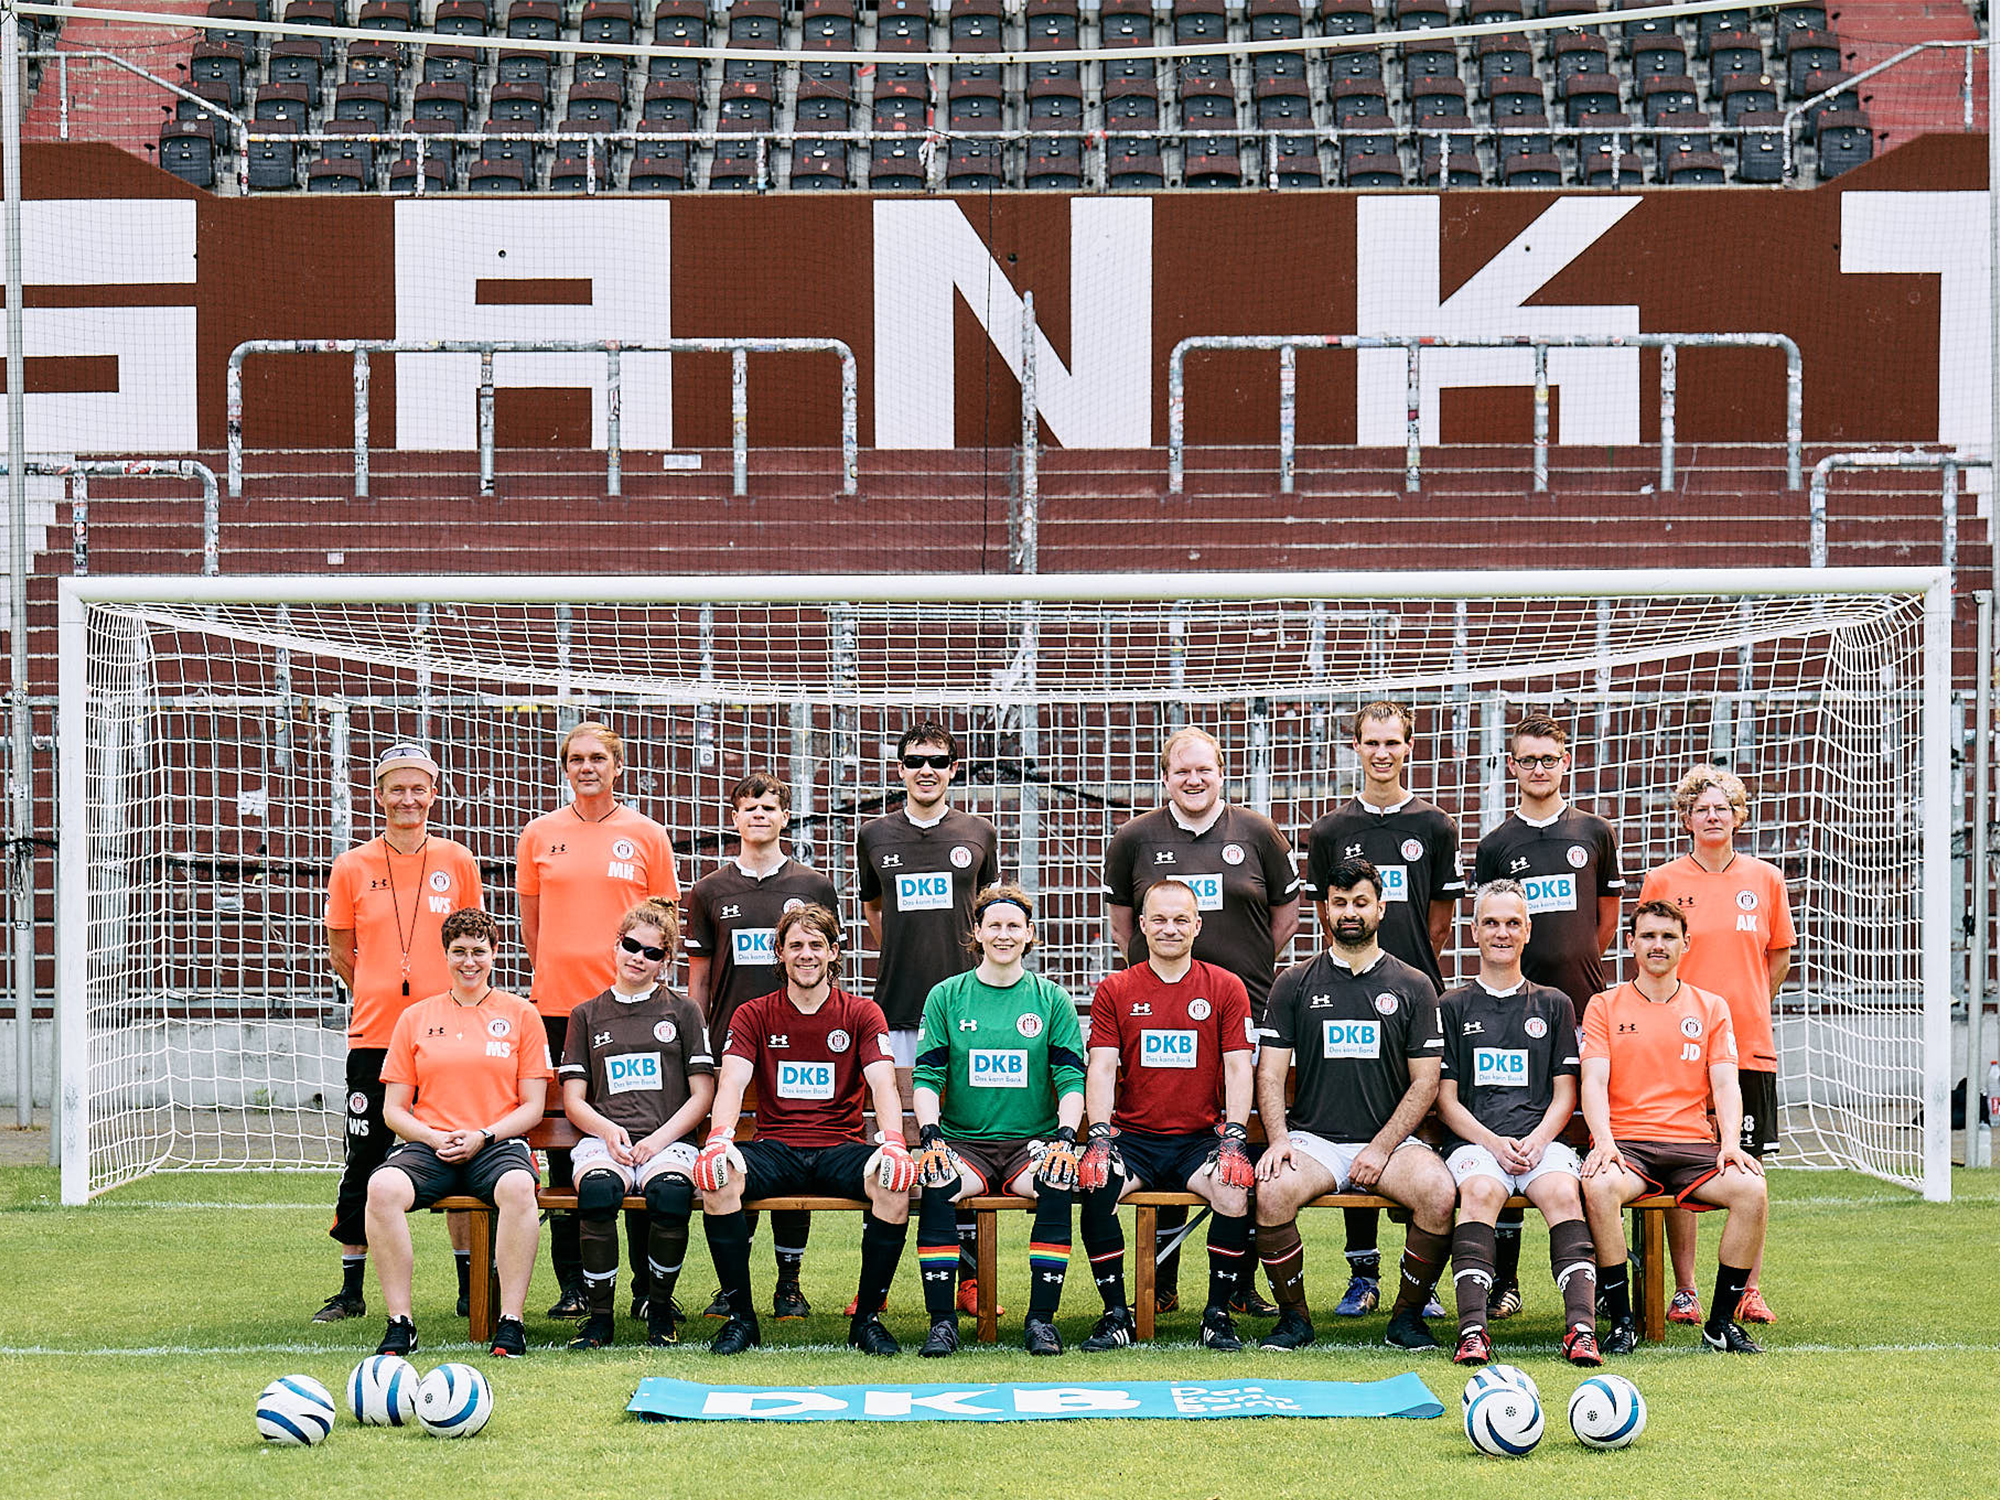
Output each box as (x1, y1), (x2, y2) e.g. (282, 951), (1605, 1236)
(1205, 1209), (1251, 1312)
(1257, 1219), (1309, 1312)
(1708, 1262), (1752, 1334)
(625, 1209), (651, 1303)
(1027, 1187), (1075, 1319)
(1343, 1207), (1381, 1280)
(1493, 1208), (1525, 1287)
(453, 1250), (471, 1301)
(772, 1208), (811, 1282)
(856, 1214), (909, 1318)
(1549, 1220), (1598, 1330)
(1154, 1201), (1188, 1291)
(701, 1210), (756, 1320)
(579, 1215), (620, 1316)
(1450, 1222), (1496, 1335)
(917, 1182), (963, 1321)
(1600, 1259), (1633, 1324)
(956, 1210), (980, 1281)
(648, 1218), (690, 1310)
(341, 1253), (367, 1300)
(1080, 1182), (1127, 1310)
(551, 1213), (584, 1293)
(1391, 1224), (1452, 1316)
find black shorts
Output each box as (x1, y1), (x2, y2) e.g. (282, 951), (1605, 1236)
(330, 1047), (392, 1245)
(739, 1138), (877, 1202)
(1116, 1129), (1216, 1194)
(1615, 1140), (1720, 1211)
(375, 1137), (539, 1211)
(1738, 1069), (1780, 1159)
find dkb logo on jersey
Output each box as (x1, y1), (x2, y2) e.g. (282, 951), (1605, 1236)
(1321, 1020), (1380, 1059)
(733, 928), (777, 964)
(1140, 1030), (1198, 1069)
(1376, 865), (1409, 902)
(896, 872), (953, 912)
(969, 1049), (1029, 1088)
(1472, 1049), (1529, 1088)
(1521, 873), (1576, 914)
(776, 1061), (835, 1101)
(606, 1052), (664, 1096)
(1179, 873), (1225, 911)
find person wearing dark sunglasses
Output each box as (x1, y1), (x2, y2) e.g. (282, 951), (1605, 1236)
(557, 898), (716, 1350)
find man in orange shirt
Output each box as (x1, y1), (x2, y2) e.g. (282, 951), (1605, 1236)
(1580, 900), (1768, 1356)
(517, 721), (682, 1319)
(367, 908), (553, 1360)
(319, 744), (483, 1325)
(1638, 766), (1794, 1325)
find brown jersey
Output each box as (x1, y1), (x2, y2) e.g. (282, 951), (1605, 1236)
(559, 985), (715, 1141)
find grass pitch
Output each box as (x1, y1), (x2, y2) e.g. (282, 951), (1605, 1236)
(0, 1165), (1992, 1500)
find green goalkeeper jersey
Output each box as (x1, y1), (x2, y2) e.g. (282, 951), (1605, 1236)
(912, 969), (1087, 1143)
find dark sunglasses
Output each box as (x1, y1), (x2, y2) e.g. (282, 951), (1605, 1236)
(901, 753), (954, 770)
(618, 935), (668, 962)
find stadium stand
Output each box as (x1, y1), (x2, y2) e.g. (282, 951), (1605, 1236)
(16, 0), (1930, 191)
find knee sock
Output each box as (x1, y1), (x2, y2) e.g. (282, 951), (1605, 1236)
(771, 1208), (811, 1283)
(551, 1213), (583, 1292)
(1708, 1262), (1752, 1334)
(1451, 1221), (1497, 1334)
(1549, 1220), (1597, 1331)
(1257, 1219), (1308, 1312)
(1599, 1258), (1633, 1324)
(856, 1214), (909, 1319)
(917, 1184), (963, 1322)
(1493, 1207), (1525, 1288)
(625, 1209), (651, 1301)
(1343, 1207), (1382, 1280)
(452, 1250), (470, 1301)
(1027, 1188), (1075, 1319)
(579, 1215), (621, 1316)
(1079, 1184), (1127, 1311)
(341, 1253), (368, 1300)
(647, 1214), (690, 1311)
(956, 1210), (979, 1281)
(1392, 1223), (1452, 1316)
(1205, 1210), (1251, 1313)
(701, 1210), (755, 1320)
(1154, 1201), (1188, 1290)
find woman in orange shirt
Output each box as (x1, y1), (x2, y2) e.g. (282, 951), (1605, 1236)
(366, 908), (554, 1360)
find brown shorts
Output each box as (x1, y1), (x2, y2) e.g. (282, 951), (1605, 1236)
(944, 1136), (1039, 1197)
(1616, 1140), (1721, 1210)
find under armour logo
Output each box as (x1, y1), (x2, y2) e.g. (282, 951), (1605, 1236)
(1617, 1022), (1640, 1034)
(1153, 851), (1176, 864)
(593, 1032), (612, 1047)
(1509, 857), (1530, 874)
(880, 854), (903, 868)
(1676, 894), (1696, 907)
(767, 1034), (790, 1048)
(369, 877), (391, 890)
(958, 1019), (978, 1031)
(1462, 1020), (1483, 1034)
(720, 904), (741, 919)
(1344, 843), (1363, 859)
(548, 842), (567, 855)
(1131, 1002), (1152, 1017)
(1308, 994), (1333, 1008)
(426, 1026), (446, 1036)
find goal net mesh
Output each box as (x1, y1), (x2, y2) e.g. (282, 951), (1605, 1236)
(72, 581), (1931, 1197)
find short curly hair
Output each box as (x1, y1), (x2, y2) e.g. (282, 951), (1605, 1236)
(1673, 765), (1749, 827)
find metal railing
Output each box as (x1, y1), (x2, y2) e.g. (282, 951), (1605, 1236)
(1168, 331), (1803, 496)
(226, 337), (858, 499)
(27, 47), (248, 155)
(1782, 39), (1990, 181)
(2, 458), (221, 576)
(1808, 450), (1994, 574)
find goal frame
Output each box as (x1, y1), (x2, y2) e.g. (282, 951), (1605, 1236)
(55, 567), (1956, 1205)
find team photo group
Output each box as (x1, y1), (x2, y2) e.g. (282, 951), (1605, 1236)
(322, 702), (1789, 1371)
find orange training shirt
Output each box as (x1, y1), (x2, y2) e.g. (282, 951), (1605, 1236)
(516, 803), (681, 1018)
(381, 988), (552, 1134)
(1637, 854), (1794, 1071)
(326, 836), (483, 1049)
(1581, 980), (1738, 1144)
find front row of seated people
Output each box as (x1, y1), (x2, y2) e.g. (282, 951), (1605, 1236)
(364, 867), (1767, 1361)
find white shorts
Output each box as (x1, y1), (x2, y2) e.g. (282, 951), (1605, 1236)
(886, 1028), (920, 1069)
(571, 1134), (698, 1192)
(1446, 1140), (1582, 1196)
(1286, 1131), (1426, 1190)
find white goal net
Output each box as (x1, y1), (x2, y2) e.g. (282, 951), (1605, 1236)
(57, 570), (1953, 1203)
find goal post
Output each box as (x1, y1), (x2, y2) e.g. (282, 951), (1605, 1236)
(57, 568), (1954, 1205)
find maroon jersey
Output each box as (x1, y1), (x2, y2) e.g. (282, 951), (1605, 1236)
(723, 986), (893, 1148)
(1088, 959), (1256, 1137)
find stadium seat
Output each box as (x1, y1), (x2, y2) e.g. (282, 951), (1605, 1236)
(1640, 75), (1698, 124)
(252, 81), (312, 126)
(468, 157), (530, 191)
(1653, 108), (1711, 162)
(795, 94), (852, 130)
(188, 41), (246, 110)
(423, 45), (481, 88)
(709, 129), (764, 190)
(1734, 108), (1784, 182)
(1562, 72), (1621, 124)
(651, 0), (709, 90)
(1783, 30), (1841, 96)
(629, 140), (691, 190)
(1026, 138), (1083, 189)
(479, 117), (542, 173)
(1796, 72), (1857, 129)
(346, 39), (403, 89)
(1402, 38), (1460, 88)
(1489, 76), (1545, 122)
(580, 0), (635, 46)
(1471, 0), (1522, 22)
(1264, 130), (1322, 187)
(1542, 0), (1600, 16)
(567, 78), (625, 127)
(1342, 136), (1403, 187)
(574, 53), (630, 93)
(497, 49), (553, 91)
(641, 78), (700, 128)
(551, 125), (616, 192)
(948, 3), (1003, 89)
(319, 119), (380, 177)
(1105, 76), (1160, 153)
(1663, 148), (1725, 183)
(397, 118), (464, 178)
(244, 119), (300, 189)
(1319, 0), (1375, 35)
(358, 0), (412, 32)
(1173, 0), (1227, 47)
(1417, 146), (1484, 186)
(1394, 0), (1450, 30)
(718, 79), (775, 132)
(489, 80), (549, 131)
(1105, 144), (1164, 188)
(1495, 110), (1551, 156)
(1632, 35), (1687, 79)
(1100, 0), (1158, 91)
(282, 0), (337, 64)
(1718, 75), (1778, 124)
(869, 138), (927, 190)
(1026, 0), (1081, 87)
(872, 94), (926, 134)
(946, 138), (1006, 189)
(205, 1), (261, 58)
(790, 140), (849, 189)
(177, 84), (234, 124)
(413, 80), (473, 130)
(1183, 147), (1242, 189)
(433, 0), (490, 35)
(505, 0), (560, 41)
(1411, 75), (1470, 129)
(1256, 48), (1315, 88)
(1616, 0), (1672, 40)
(1706, 31), (1764, 84)
(1552, 33), (1610, 82)
(1773, 4), (1828, 40)
(1502, 149), (1563, 185)
(307, 157), (370, 191)
(1695, 6), (1755, 53)
(158, 123), (216, 189)
(1028, 75), (1083, 178)
(264, 40), (323, 107)
(1581, 149), (1642, 185)
(1815, 109), (1874, 177)
(1476, 35), (1534, 96)
(948, 76), (1005, 132)
(1574, 108), (1633, 159)
(388, 152), (452, 192)
(334, 81), (393, 128)
(1332, 76), (1390, 128)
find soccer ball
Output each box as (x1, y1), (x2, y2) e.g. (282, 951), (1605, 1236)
(416, 1362), (494, 1438)
(1465, 1384), (1545, 1458)
(1461, 1363), (1541, 1409)
(1568, 1373), (1648, 1450)
(255, 1374), (337, 1447)
(347, 1354), (418, 1427)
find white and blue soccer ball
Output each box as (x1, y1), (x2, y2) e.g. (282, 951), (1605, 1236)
(416, 1362), (494, 1438)
(1461, 1363), (1540, 1409)
(255, 1374), (337, 1446)
(1568, 1372), (1648, 1450)
(347, 1354), (418, 1427)
(1465, 1383), (1545, 1458)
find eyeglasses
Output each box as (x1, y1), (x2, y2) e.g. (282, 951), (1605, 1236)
(1511, 754), (1566, 771)
(901, 753), (954, 770)
(618, 935), (668, 961)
